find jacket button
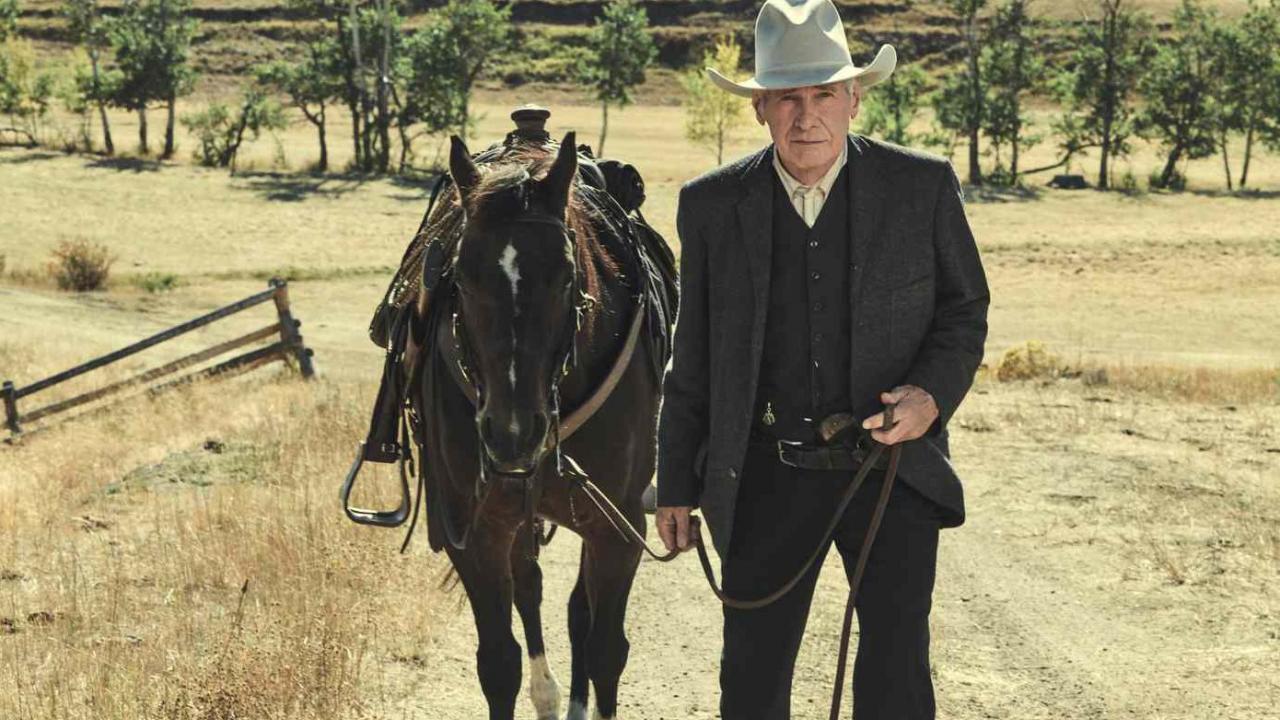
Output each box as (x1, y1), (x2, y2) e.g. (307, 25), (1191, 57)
(728, 468), (737, 479)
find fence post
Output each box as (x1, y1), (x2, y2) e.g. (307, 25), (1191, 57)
(269, 278), (316, 379)
(2, 380), (20, 436)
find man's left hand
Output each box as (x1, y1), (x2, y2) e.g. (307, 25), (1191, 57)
(861, 385), (938, 445)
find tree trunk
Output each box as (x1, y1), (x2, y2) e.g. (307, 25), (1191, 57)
(163, 93), (176, 159)
(966, 12), (983, 186)
(317, 104), (329, 173)
(1239, 117), (1255, 188)
(89, 50), (114, 155)
(350, 103), (361, 169)
(1098, 3), (1118, 191)
(599, 101), (609, 157)
(460, 83), (469, 142)
(1011, 135), (1020, 184)
(1220, 129), (1232, 191)
(375, 0), (391, 174)
(138, 106), (148, 154)
(1157, 143), (1183, 189)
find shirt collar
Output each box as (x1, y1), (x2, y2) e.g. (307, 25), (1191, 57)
(771, 140), (848, 198)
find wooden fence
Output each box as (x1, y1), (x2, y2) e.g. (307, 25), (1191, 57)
(2, 278), (315, 438)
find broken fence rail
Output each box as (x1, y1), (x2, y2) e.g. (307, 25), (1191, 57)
(2, 278), (315, 437)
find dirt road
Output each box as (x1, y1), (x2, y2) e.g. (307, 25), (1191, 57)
(380, 382), (1280, 720)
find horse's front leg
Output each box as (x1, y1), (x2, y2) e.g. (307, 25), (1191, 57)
(447, 514), (523, 720)
(511, 526), (562, 720)
(581, 526), (643, 720)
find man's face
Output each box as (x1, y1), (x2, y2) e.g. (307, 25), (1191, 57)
(753, 81), (860, 182)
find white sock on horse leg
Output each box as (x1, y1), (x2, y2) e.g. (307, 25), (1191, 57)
(527, 653), (562, 719)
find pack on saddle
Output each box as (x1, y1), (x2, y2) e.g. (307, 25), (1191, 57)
(341, 104), (677, 552)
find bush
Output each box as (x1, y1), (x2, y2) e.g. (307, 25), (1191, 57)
(134, 271), (180, 293)
(996, 340), (1062, 381)
(1149, 168), (1186, 191)
(181, 90), (286, 169)
(48, 239), (115, 291)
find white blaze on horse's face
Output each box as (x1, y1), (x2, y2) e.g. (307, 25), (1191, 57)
(499, 242), (521, 416)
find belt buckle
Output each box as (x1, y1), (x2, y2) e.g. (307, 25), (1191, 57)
(776, 438), (806, 468)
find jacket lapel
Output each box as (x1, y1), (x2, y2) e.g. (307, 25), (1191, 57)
(735, 146), (775, 345)
(847, 134), (887, 308)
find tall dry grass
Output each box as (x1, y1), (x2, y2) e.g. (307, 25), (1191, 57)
(0, 370), (454, 720)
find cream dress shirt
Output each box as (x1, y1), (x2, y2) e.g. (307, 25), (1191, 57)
(771, 141), (849, 228)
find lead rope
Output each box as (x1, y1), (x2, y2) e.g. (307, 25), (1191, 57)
(567, 407), (902, 720)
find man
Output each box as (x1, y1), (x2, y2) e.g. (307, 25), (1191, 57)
(654, 1), (990, 718)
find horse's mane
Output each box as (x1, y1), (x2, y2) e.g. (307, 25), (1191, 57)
(389, 143), (620, 320)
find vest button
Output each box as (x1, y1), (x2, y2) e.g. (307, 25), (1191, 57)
(809, 239), (818, 248)
(811, 271), (821, 281)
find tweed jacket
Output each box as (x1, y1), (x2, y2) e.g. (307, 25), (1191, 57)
(656, 133), (990, 558)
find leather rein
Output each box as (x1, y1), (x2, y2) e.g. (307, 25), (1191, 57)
(563, 405), (903, 720)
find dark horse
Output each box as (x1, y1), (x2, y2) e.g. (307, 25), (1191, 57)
(412, 132), (663, 720)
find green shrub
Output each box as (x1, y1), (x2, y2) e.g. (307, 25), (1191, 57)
(135, 271), (180, 293)
(48, 239), (114, 291)
(181, 90), (286, 169)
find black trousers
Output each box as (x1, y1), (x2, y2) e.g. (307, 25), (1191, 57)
(719, 441), (945, 720)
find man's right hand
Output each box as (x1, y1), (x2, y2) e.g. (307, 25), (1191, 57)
(656, 506), (693, 553)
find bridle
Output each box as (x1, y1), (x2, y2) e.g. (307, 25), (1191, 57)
(445, 189), (595, 556)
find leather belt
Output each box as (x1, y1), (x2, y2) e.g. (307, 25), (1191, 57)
(776, 438), (887, 471)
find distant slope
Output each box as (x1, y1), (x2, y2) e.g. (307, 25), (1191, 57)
(13, 0), (1253, 96)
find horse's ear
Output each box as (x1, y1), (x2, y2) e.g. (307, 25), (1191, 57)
(540, 131), (578, 211)
(449, 135), (480, 202)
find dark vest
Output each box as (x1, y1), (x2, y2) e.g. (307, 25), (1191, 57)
(752, 164), (852, 443)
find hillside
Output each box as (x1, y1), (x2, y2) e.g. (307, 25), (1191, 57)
(10, 0), (1257, 103)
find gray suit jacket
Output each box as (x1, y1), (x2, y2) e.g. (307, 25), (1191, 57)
(656, 134), (990, 557)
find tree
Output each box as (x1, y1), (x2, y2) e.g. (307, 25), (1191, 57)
(1137, 0), (1219, 190)
(104, 0), (198, 156)
(681, 36), (749, 165)
(941, 0), (988, 185)
(180, 88), (286, 169)
(395, 18), (468, 171)
(861, 63), (928, 147)
(1053, 0), (1151, 189)
(258, 38), (345, 172)
(585, 0), (656, 156)
(980, 0), (1044, 184)
(63, 0), (116, 154)
(150, 0), (197, 159)
(0, 36), (55, 146)
(1216, 0), (1280, 188)
(421, 0), (511, 142)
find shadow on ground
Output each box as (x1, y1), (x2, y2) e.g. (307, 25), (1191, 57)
(84, 156), (164, 173)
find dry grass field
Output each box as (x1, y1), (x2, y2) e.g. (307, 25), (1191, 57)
(2, 88), (1279, 720)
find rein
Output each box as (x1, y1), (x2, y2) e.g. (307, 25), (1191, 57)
(563, 405), (903, 720)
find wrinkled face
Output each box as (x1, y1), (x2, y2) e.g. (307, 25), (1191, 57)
(449, 135), (579, 476)
(753, 80), (860, 182)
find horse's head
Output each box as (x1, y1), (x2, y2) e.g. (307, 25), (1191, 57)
(448, 133), (581, 477)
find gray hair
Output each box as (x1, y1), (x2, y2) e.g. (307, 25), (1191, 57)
(752, 77), (861, 109)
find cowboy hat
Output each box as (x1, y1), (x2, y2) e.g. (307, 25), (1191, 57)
(707, 0), (896, 97)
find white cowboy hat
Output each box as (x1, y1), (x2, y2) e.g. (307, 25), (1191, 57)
(707, 0), (897, 97)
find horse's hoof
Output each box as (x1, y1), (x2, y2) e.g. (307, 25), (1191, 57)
(641, 482), (657, 515)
